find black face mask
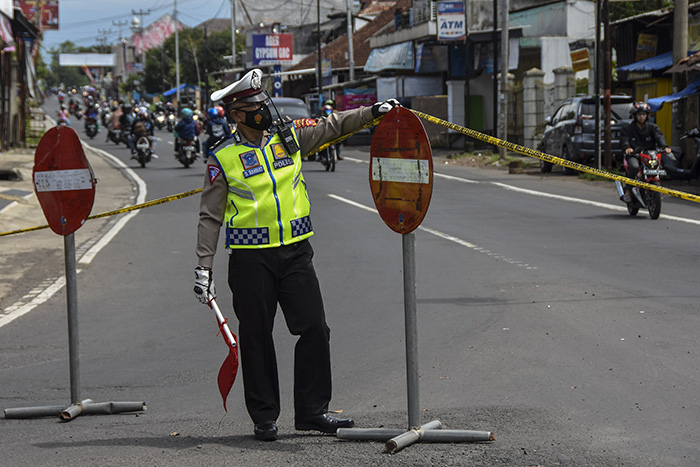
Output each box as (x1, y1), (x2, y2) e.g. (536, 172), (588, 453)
(242, 104), (272, 131)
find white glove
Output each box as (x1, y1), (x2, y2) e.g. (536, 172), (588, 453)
(194, 266), (216, 304)
(371, 98), (400, 118)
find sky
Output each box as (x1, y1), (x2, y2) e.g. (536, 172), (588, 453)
(40, 0), (347, 54)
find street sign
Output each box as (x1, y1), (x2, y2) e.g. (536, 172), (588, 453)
(437, 1), (466, 41)
(570, 48), (591, 72)
(252, 33), (293, 66)
(369, 107), (433, 234)
(33, 126), (96, 236)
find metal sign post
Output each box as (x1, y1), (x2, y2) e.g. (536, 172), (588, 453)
(4, 126), (146, 421)
(337, 107), (494, 452)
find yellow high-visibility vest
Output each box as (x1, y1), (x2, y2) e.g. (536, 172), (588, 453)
(213, 128), (313, 249)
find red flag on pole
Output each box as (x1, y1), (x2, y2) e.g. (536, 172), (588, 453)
(208, 296), (239, 411)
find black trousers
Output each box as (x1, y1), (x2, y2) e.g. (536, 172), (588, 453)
(228, 239), (331, 423)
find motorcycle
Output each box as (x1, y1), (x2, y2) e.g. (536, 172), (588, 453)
(134, 136), (153, 168)
(84, 117), (98, 139)
(154, 111), (167, 130)
(107, 125), (121, 145)
(661, 128), (700, 181)
(615, 148), (664, 219)
(166, 112), (176, 132)
(177, 137), (199, 168)
(74, 105), (84, 121)
(320, 144), (338, 172)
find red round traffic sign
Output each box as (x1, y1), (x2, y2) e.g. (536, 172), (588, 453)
(33, 126), (96, 236)
(369, 107), (433, 234)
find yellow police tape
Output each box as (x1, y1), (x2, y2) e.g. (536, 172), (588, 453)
(411, 109), (700, 205)
(2, 111), (698, 238)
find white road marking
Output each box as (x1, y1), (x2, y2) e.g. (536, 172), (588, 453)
(328, 194), (537, 270)
(0, 144), (146, 329)
(343, 157), (700, 225)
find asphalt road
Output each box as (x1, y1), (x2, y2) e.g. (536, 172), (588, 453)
(2, 100), (700, 466)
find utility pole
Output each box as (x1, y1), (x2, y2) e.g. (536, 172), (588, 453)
(175, 0), (181, 111)
(112, 20), (128, 40)
(131, 9), (151, 76)
(346, 0), (355, 82)
(603, 0), (612, 169)
(97, 29), (111, 53)
(672, 0), (688, 147)
(499, 0), (508, 159)
(230, 0), (237, 67)
(492, 0), (498, 152)
(113, 20), (129, 100)
(594, 0), (601, 169)
(317, 0), (323, 110)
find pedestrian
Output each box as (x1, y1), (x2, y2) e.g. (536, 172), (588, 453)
(193, 68), (399, 441)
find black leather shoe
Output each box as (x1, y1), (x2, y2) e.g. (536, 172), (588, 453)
(295, 413), (354, 433)
(254, 420), (278, 441)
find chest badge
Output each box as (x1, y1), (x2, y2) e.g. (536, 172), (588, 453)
(240, 150), (265, 178)
(271, 143), (294, 169)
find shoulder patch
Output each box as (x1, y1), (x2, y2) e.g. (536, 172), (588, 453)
(208, 164), (221, 184)
(294, 118), (318, 129)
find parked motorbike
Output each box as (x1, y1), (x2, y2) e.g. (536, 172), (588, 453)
(134, 136), (153, 168)
(661, 128), (700, 180)
(177, 138), (199, 168)
(615, 148), (664, 219)
(84, 117), (98, 139)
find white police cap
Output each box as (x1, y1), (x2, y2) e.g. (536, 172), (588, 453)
(210, 68), (267, 105)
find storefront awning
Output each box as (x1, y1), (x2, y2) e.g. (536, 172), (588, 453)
(618, 51), (674, 72)
(163, 84), (200, 97)
(647, 77), (700, 112)
(364, 41), (414, 73)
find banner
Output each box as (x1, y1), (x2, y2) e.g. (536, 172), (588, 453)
(252, 34), (293, 65)
(13, 0), (59, 30)
(132, 14), (181, 55)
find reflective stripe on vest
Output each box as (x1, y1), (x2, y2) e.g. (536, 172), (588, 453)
(213, 128), (313, 249)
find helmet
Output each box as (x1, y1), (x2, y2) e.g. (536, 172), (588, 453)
(215, 105), (225, 117)
(207, 107), (219, 119)
(632, 102), (651, 116)
(139, 109), (149, 119)
(181, 108), (193, 119)
(322, 104), (333, 116)
(324, 99), (335, 107)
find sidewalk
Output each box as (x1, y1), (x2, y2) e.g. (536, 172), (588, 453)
(0, 142), (135, 314)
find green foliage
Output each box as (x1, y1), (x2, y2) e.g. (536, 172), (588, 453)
(610, 1), (673, 22)
(46, 41), (90, 88)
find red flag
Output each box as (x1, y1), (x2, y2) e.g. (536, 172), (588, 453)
(209, 296), (239, 411)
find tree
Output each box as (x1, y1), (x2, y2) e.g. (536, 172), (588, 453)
(46, 41), (90, 88)
(610, 1), (673, 22)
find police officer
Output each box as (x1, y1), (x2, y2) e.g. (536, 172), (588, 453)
(193, 68), (399, 441)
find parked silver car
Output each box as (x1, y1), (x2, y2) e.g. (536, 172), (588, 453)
(540, 95), (635, 174)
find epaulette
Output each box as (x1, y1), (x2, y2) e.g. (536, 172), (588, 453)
(294, 118), (318, 129)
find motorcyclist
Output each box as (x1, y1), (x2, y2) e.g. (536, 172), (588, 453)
(322, 99), (343, 160)
(130, 108), (156, 157)
(620, 102), (672, 203)
(174, 107), (200, 156)
(202, 107), (229, 159)
(56, 105), (70, 126)
(84, 103), (100, 133)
